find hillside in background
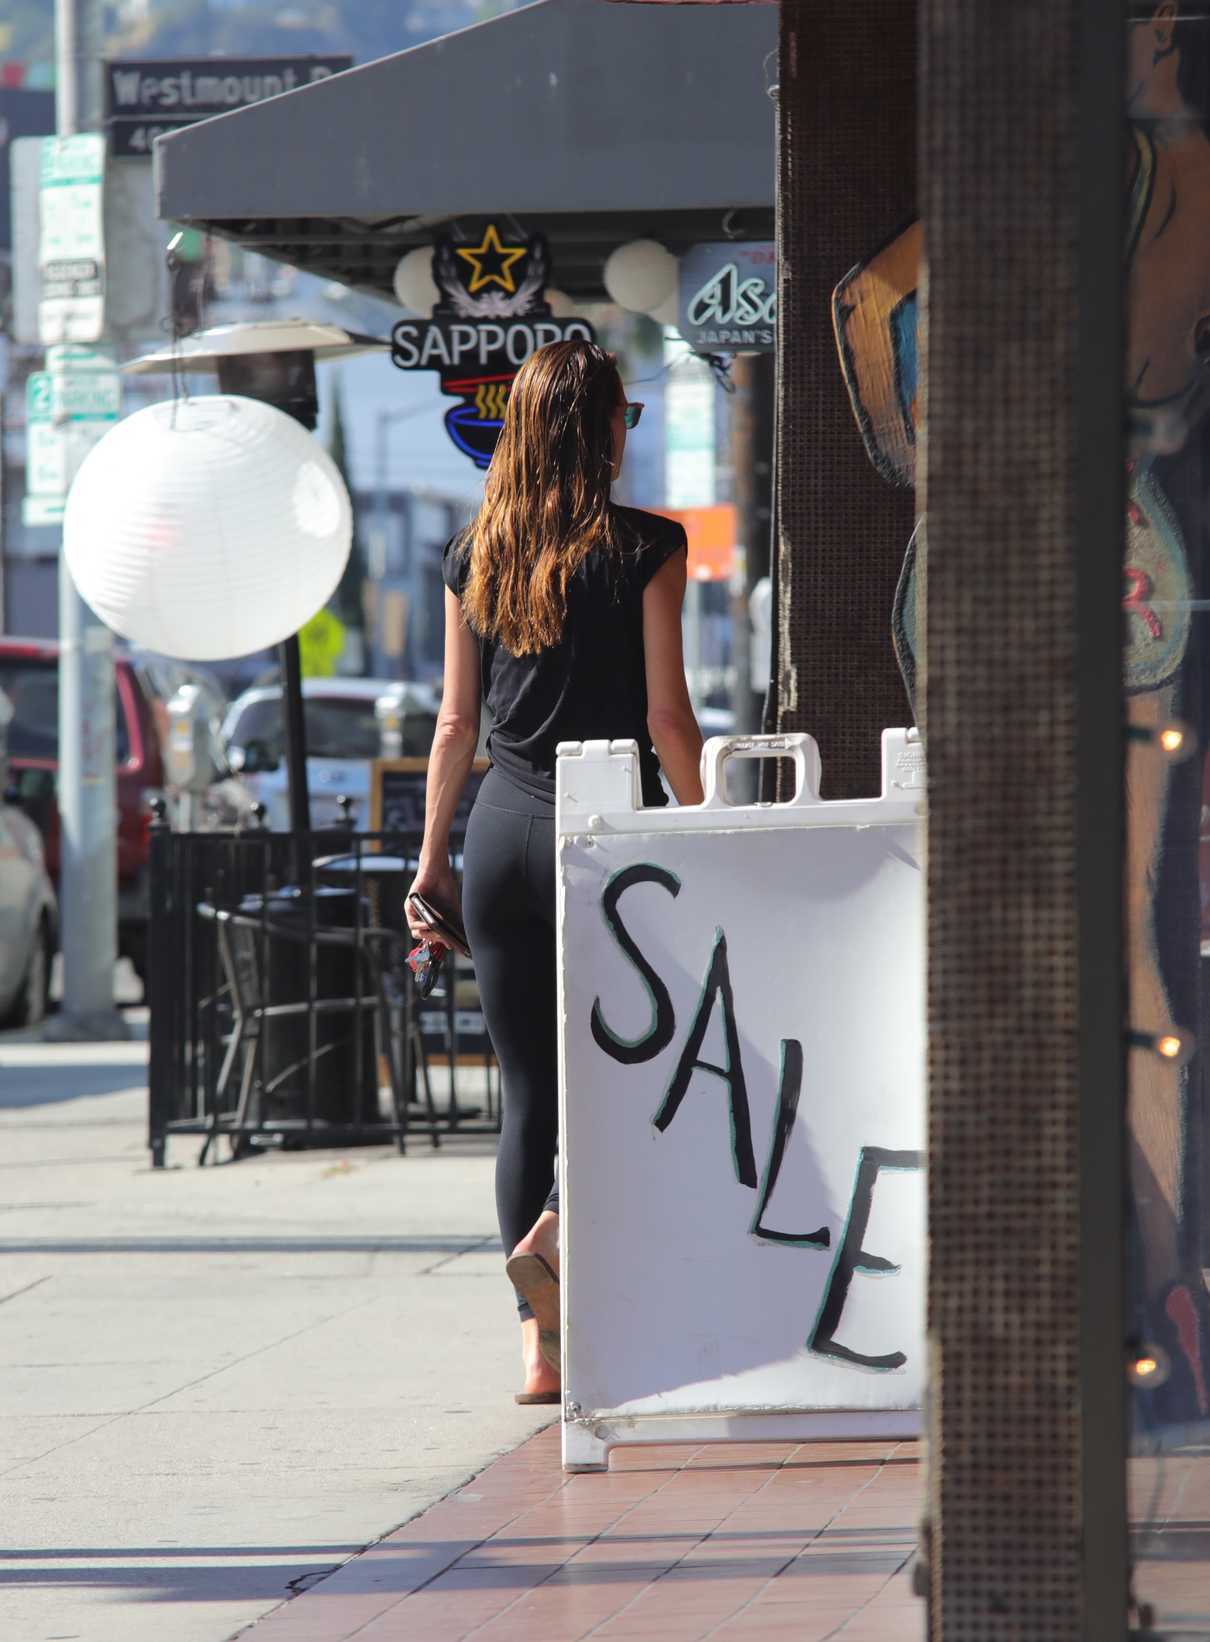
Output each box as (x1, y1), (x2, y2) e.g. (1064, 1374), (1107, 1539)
(1, 0), (520, 76)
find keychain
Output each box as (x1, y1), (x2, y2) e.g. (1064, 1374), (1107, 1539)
(406, 939), (444, 998)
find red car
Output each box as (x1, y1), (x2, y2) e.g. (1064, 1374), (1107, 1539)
(0, 638), (167, 981)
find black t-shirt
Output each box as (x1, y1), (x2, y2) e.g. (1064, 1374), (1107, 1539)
(442, 504), (687, 807)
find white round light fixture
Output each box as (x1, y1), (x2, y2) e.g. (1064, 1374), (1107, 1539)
(603, 238), (678, 314)
(63, 395), (352, 662)
(392, 247), (439, 314)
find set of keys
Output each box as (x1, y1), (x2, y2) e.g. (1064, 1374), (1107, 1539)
(405, 939), (447, 999)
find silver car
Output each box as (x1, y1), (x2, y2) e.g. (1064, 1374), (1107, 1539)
(220, 678), (439, 831)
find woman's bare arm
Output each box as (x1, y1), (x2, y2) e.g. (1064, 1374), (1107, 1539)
(642, 548), (704, 806)
(411, 587), (481, 910)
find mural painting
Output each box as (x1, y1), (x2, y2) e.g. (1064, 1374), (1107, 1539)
(833, 0), (1210, 1433)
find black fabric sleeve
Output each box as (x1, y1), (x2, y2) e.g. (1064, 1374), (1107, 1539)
(441, 532), (471, 596)
(632, 519), (688, 591)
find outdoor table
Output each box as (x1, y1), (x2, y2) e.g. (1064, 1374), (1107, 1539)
(312, 852), (414, 933)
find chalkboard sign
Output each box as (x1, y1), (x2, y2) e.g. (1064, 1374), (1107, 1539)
(370, 757), (489, 839)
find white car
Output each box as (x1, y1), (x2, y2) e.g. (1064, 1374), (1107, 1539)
(221, 678), (439, 831)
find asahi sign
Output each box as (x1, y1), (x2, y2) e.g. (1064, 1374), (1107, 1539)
(391, 224), (594, 470)
(679, 242), (776, 353)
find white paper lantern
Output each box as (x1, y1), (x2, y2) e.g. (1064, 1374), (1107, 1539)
(392, 247), (438, 314)
(63, 395), (352, 662)
(603, 238), (678, 313)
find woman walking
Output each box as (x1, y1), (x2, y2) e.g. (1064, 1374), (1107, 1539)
(406, 339), (704, 1402)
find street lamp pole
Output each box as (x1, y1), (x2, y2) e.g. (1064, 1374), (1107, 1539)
(51, 0), (125, 1040)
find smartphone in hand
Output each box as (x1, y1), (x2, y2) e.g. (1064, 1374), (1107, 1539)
(406, 892), (471, 959)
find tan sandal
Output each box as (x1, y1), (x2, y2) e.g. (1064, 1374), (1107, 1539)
(507, 1251), (561, 1373)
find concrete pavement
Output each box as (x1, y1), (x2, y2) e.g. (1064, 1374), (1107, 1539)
(0, 1017), (552, 1642)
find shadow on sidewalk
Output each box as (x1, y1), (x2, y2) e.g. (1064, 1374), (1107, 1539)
(0, 1550), (358, 1605)
(0, 1008), (149, 1108)
(0, 1064), (148, 1109)
(0, 1233), (499, 1255)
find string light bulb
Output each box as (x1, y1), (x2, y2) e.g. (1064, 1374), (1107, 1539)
(1126, 719), (1196, 762)
(1127, 1026), (1196, 1067)
(1127, 1342), (1171, 1389)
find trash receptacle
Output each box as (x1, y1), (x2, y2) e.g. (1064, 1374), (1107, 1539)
(232, 884), (378, 1134)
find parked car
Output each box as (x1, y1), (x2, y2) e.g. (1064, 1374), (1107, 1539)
(221, 678), (440, 831)
(0, 638), (218, 981)
(0, 689), (57, 1027)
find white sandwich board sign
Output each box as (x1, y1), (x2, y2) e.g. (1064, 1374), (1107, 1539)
(556, 731), (926, 1471)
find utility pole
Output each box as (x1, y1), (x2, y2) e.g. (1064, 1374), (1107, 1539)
(48, 0), (125, 1040)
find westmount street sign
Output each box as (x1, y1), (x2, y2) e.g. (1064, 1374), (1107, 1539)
(104, 56), (352, 157)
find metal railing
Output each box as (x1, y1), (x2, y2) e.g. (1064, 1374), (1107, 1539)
(146, 812), (500, 1166)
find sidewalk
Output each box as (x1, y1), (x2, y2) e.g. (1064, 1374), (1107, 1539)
(247, 1436), (1210, 1642)
(4, 1023), (1210, 1642)
(248, 1429), (924, 1642)
(0, 1019), (551, 1642)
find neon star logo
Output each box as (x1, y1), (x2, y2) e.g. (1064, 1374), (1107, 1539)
(456, 225), (528, 295)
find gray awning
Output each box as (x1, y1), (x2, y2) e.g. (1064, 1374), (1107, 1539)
(154, 0), (776, 301)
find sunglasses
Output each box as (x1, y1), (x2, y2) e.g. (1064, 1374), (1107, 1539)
(622, 402), (645, 430)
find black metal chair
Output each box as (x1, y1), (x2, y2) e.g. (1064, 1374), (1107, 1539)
(194, 899), (437, 1164)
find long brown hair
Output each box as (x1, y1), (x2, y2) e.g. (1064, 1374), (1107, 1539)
(462, 339), (622, 655)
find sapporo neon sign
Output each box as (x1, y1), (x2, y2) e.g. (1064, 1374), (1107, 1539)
(390, 224), (595, 470)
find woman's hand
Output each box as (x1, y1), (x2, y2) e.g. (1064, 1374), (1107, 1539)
(405, 863), (460, 943)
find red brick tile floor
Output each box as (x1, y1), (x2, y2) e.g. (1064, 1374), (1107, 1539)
(249, 1429), (925, 1642)
(248, 1431), (1210, 1641)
